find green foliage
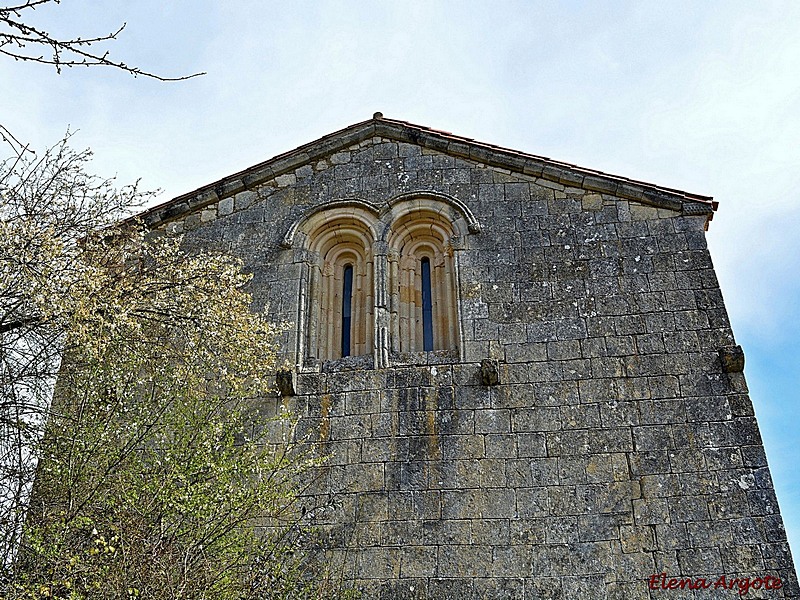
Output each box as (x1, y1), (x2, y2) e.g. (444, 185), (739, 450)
(1, 137), (147, 573)
(1, 140), (348, 598)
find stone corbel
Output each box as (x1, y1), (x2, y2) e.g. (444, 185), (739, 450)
(719, 345), (745, 373)
(481, 359), (501, 386)
(276, 367), (296, 396)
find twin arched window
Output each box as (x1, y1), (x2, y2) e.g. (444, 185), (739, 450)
(289, 195), (474, 368)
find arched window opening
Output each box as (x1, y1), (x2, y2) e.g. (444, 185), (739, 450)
(387, 208), (461, 355)
(341, 264), (354, 357)
(301, 213), (376, 363)
(420, 257), (433, 351)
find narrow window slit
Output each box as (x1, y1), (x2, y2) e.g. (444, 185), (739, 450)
(341, 264), (353, 357)
(421, 257), (433, 351)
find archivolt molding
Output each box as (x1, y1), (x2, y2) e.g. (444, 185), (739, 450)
(281, 198), (380, 248)
(383, 191), (480, 238)
(282, 191), (480, 250)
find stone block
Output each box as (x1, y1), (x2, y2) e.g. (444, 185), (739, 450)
(588, 428), (634, 453)
(676, 547), (722, 575)
(474, 409), (510, 434)
(668, 495), (710, 522)
(546, 339), (582, 361)
(484, 433), (517, 458)
(393, 538), (437, 580)
(438, 545), (493, 576)
(355, 547), (401, 579)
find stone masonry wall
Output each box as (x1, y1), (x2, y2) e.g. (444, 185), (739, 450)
(168, 134), (799, 599)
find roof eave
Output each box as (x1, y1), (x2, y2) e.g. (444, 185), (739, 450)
(135, 116), (716, 229)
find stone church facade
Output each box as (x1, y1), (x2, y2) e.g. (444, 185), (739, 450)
(140, 115), (798, 598)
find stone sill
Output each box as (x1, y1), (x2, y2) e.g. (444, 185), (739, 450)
(309, 349), (460, 373)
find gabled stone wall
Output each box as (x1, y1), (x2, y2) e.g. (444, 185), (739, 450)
(164, 131), (798, 599)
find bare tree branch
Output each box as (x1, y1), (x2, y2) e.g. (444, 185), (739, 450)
(0, 0), (205, 81)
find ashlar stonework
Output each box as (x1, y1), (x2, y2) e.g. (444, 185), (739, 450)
(139, 115), (799, 599)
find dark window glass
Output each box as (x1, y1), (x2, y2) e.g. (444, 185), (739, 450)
(421, 257), (433, 351)
(341, 264), (353, 357)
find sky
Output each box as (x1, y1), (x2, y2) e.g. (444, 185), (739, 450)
(2, 0), (798, 573)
